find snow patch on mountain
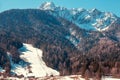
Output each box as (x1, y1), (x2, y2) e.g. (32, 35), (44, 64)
(40, 2), (118, 31)
(8, 43), (59, 77)
(40, 2), (55, 10)
(65, 28), (81, 47)
(66, 35), (79, 47)
(0, 67), (5, 73)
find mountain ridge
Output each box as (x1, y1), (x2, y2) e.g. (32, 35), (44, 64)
(40, 2), (118, 31)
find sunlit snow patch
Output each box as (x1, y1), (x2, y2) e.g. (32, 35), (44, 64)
(11, 43), (59, 77)
(0, 67), (5, 73)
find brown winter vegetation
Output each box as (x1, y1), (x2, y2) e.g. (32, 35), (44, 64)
(0, 9), (120, 79)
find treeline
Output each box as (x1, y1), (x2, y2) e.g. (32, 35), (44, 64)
(41, 38), (120, 79)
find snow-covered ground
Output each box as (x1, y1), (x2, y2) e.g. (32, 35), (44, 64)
(39, 75), (120, 80)
(3, 75), (119, 80)
(101, 76), (120, 80)
(10, 43), (59, 77)
(59, 75), (120, 80)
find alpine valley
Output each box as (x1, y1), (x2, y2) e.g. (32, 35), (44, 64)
(0, 2), (120, 80)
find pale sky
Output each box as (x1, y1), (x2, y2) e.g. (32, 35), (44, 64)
(0, 0), (120, 16)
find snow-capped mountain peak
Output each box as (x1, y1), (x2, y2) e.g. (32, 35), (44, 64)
(89, 8), (100, 13)
(40, 2), (118, 31)
(40, 2), (56, 10)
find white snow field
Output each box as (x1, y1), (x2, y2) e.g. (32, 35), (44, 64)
(11, 43), (59, 77)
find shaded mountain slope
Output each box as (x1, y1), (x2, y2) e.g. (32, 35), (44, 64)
(0, 9), (120, 79)
(0, 9), (80, 76)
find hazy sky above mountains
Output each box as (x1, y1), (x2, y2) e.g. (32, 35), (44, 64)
(0, 0), (120, 16)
